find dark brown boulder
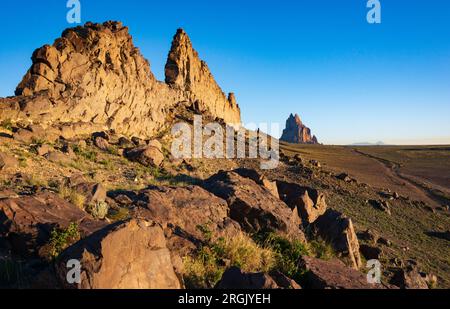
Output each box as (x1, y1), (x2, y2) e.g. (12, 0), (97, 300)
(360, 244), (382, 260)
(390, 266), (430, 289)
(133, 185), (240, 256)
(299, 256), (383, 289)
(56, 219), (182, 289)
(215, 267), (301, 289)
(277, 181), (327, 225)
(312, 209), (362, 269)
(0, 192), (106, 257)
(203, 171), (304, 240)
(125, 146), (164, 167)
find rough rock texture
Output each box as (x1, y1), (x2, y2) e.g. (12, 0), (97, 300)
(132, 185), (240, 256)
(280, 114), (318, 144)
(0, 192), (106, 257)
(277, 181), (327, 225)
(0, 152), (18, 171)
(165, 29), (241, 125)
(0, 21), (241, 138)
(125, 145), (164, 167)
(57, 219), (182, 289)
(390, 266), (430, 289)
(203, 171), (305, 240)
(215, 267), (301, 289)
(312, 209), (362, 269)
(299, 256), (383, 289)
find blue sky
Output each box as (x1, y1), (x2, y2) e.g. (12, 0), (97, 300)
(0, 0), (449, 144)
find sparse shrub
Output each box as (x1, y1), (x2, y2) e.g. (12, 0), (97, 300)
(49, 223), (80, 259)
(72, 144), (97, 162)
(107, 207), (130, 222)
(308, 239), (336, 261)
(58, 184), (86, 210)
(183, 226), (274, 289)
(255, 232), (310, 282)
(0, 120), (13, 131)
(88, 201), (109, 220)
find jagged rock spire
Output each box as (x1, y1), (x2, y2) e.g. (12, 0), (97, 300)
(281, 113), (319, 144)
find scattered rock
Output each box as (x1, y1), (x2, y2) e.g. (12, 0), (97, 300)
(13, 128), (34, 143)
(277, 181), (327, 225)
(118, 136), (134, 148)
(56, 219), (182, 289)
(310, 160), (321, 168)
(148, 139), (163, 152)
(72, 182), (107, 206)
(336, 173), (352, 182)
(377, 237), (392, 247)
(369, 200), (391, 215)
(390, 266), (429, 289)
(36, 144), (53, 156)
(234, 168), (279, 197)
(203, 171), (305, 240)
(215, 267), (301, 289)
(360, 244), (382, 260)
(313, 209), (362, 269)
(299, 256), (383, 289)
(357, 229), (379, 245)
(0, 192), (106, 257)
(134, 185), (237, 256)
(126, 146), (164, 167)
(94, 136), (110, 151)
(45, 151), (73, 165)
(0, 152), (18, 170)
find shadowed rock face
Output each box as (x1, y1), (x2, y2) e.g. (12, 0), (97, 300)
(280, 113), (318, 144)
(0, 21), (241, 138)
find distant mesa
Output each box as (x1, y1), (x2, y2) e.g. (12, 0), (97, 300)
(280, 113), (319, 144)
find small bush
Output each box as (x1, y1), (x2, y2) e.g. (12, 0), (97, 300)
(72, 145), (97, 162)
(49, 223), (80, 259)
(183, 227), (275, 289)
(255, 232), (310, 282)
(308, 239), (336, 261)
(58, 185), (86, 210)
(88, 201), (109, 220)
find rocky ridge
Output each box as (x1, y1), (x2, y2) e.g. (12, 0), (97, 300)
(0, 21), (240, 139)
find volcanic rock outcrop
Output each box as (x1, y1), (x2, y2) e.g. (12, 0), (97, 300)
(280, 114), (318, 144)
(0, 21), (241, 138)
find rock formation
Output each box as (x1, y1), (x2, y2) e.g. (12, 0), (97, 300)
(0, 21), (241, 139)
(280, 113), (318, 144)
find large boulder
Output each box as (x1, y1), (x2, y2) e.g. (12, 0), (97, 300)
(299, 256), (383, 289)
(277, 181), (327, 225)
(56, 219), (182, 289)
(133, 185), (239, 256)
(215, 267), (301, 289)
(0, 152), (18, 171)
(312, 209), (362, 269)
(0, 192), (106, 257)
(203, 171), (304, 240)
(390, 266), (430, 289)
(125, 146), (164, 167)
(233, 168), (279, 197)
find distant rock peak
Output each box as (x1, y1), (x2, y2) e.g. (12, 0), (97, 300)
(281, 113), (319, 144)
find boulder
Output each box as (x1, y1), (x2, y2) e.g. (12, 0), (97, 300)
(390, 266), (430, 289)
(360, 244), (382, 260)
(215, 267), (301, 289)
(312, 209), (362, 269)
(72, 182), (107, 206)
(0, 152), (18, 171)
(133, 185), (239, 256)
(36, 144), (53, 156)
(277, 181), (327, 225)
(0, 192), (106, 258)
(299, 256), (383, 289)
(203, 171), (304, 240)
(126, 146), (164, 167)
(45, 151), (73, 165)
(56, 219), (182, 289)
(369, 200), (391, 215)
(233, 168), (279, 197)
(94, 136), (110, 151)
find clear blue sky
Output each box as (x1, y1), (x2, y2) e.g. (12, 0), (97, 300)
(1, 0), (449, 144)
